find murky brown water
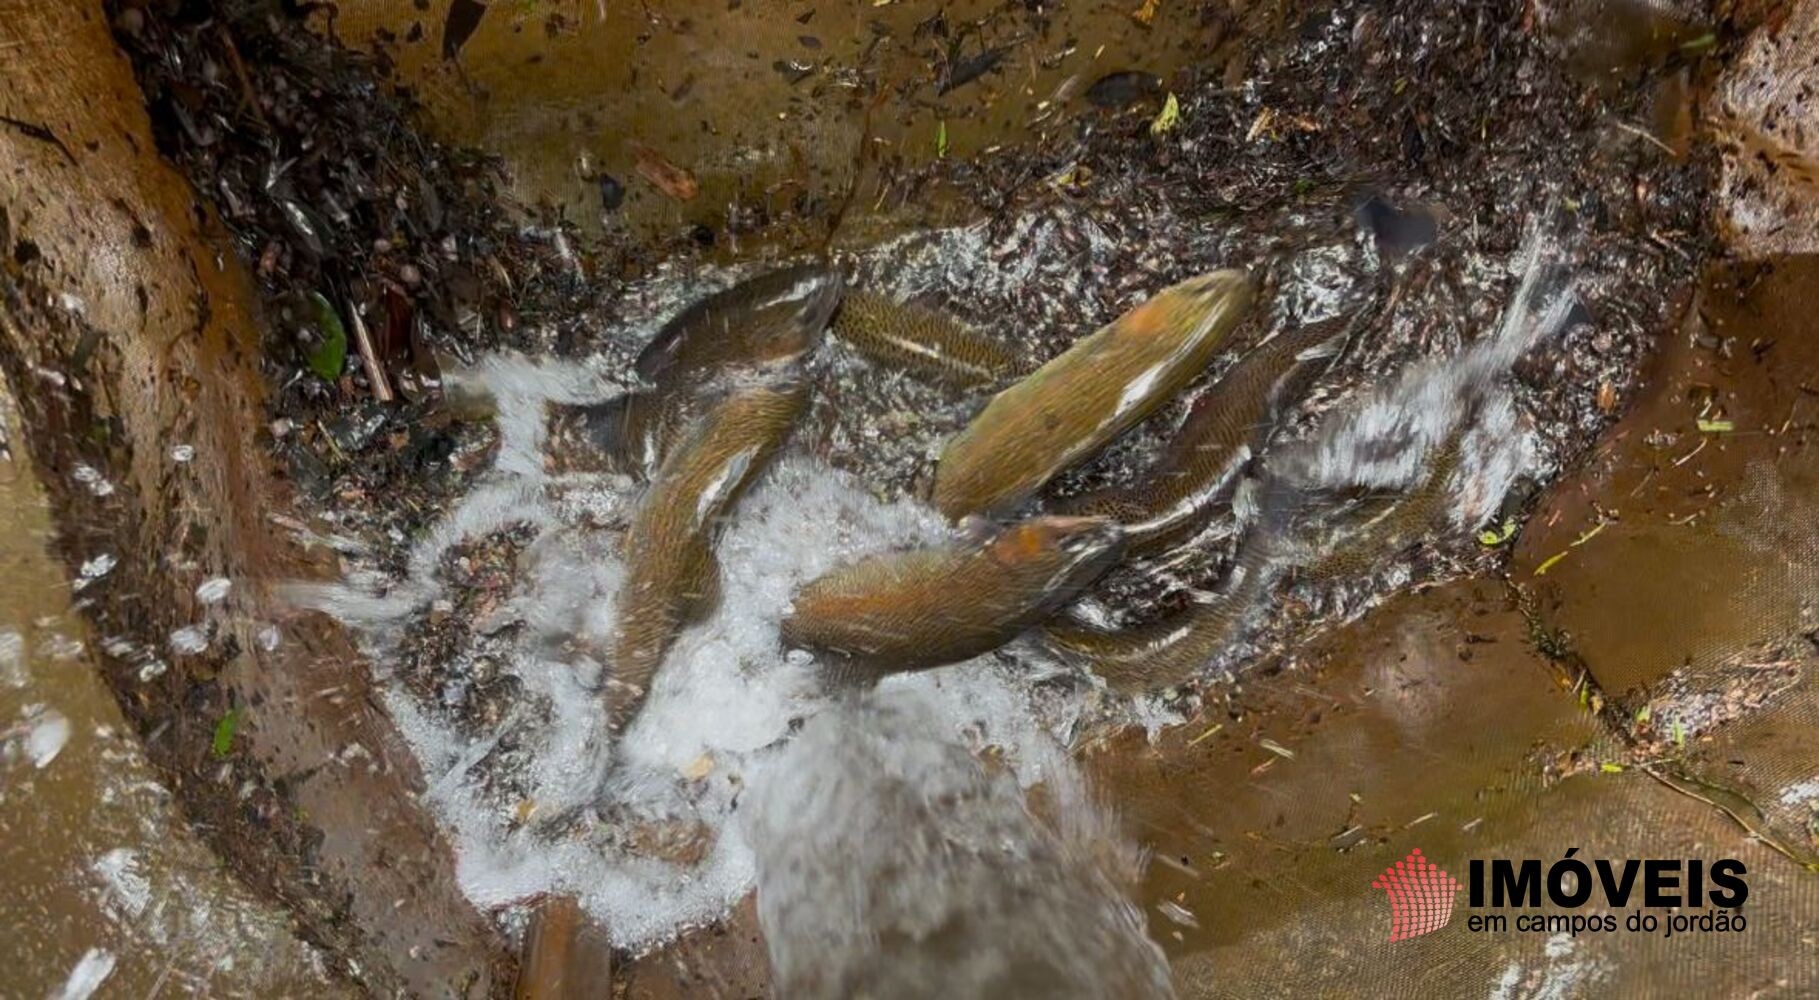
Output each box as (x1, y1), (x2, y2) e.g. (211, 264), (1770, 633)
(0, 389), (343, 998)
(329, 0), (1241, 243)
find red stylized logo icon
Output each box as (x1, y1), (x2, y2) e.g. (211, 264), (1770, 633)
(1370, 848), (1461, 941)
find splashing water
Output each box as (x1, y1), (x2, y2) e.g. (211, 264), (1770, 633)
(288, 350), (1114, 951)
(745, 693), (1172, 999)
(1272, 223), (1576, 499)
(288, 212), (1577, 956)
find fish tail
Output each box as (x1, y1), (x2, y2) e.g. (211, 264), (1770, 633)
(1041, 591), (1253, 693)
(547, 395), (639, 476)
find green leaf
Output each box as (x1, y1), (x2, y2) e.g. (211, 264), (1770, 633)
(1680, 33), (1717, 51)
(1150, 92), (1181, 136)
(1696, 418), (1734, 433)
(1478, 518), (1518, 546)
(306, 291), (348, 381)
(1600, 762), (1625, 774)
(936, 120), (948, 159)
(1635, 704), (1652, 724)
(1672, 721), (1686, 746)
(212, 708), (243, 757)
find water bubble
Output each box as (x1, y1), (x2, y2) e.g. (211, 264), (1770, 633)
(0, 630), (27, 688)
(74, 553), (116, 591)
(37, 633), (86, 662)
(168, 625), (209, 655)
(21, 704), (71, 768)
(72, 464), (115, 497)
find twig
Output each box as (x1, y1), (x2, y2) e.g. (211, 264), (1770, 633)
(1639, 765), (1816, 871)
(0, 113), (77, 165)
(346, 300), (393, 403)
(1614, 120), (1677, 157)
(216, 25), (273, 133)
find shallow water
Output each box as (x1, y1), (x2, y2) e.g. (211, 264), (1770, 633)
(0, 390), (341, 998)
(328, 0), (1236, 241)
(290, 346), (1105, 952)
(282, 212), (1575, 964)
(9, 0), (1816, 993)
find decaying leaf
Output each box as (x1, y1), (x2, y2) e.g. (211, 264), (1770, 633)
(1477, 518), (1518, 546)
(631, 142), (699, 201)
(306, 291), (347, 381)
(1151, 92), (1181, 136)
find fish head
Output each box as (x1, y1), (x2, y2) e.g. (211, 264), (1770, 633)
(987, 515), (1126, 582)
(734, 263), (845, 367)
(635, 264), (844, 382)
(1131, 269), (1254, 339)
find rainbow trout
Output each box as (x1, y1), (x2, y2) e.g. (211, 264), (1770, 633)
(1057, 314), (1347, 556)
(780, 516), (1125, 674)
(548, 264), (839, 477)
(1291, 431), (1467, 581)
(1040, 522), (1281, 693)
(636, 263), (843, 384)
(829, 290), (1026, 389)
(933, 270), (1254, 519)
(606, 375), (809, 734)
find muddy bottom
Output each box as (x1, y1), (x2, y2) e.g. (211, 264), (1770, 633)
(0, 390), (344, 998)
(326, 0), (1247, 245)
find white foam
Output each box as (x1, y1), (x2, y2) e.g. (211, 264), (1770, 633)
(51, 948), (115, 1000)
(23, 704), (71, 768)
(1276, 225), (1574, 508)
(92, 847), (152, 919)
(298, 354), (1101, 952)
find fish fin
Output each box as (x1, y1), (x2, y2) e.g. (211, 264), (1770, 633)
(955, 514), (999, 546)
(547, 394), (643, 476)
(817, 653), (888, 693)
(1266, 330), (1347, 417)
(1291, 334), (1344, 364)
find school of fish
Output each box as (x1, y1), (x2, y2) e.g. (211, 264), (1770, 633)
(576, 261), (1492, 736)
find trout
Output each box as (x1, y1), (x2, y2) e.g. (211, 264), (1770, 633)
(1056, 314), (1348, 556)
(829, 290), (1026, 389)
(933, 270), (1254, 519)
(634, 263), (842, 385)
(548, 264), (840, 477)
(780, 516), (1125, 674)
(1048, 428), (1467, 694)
(1291, 430), (1467, 581)
(546, 384), (716, 477)
(1040, 515), (1282, 693)
(607, 376), (809, 734)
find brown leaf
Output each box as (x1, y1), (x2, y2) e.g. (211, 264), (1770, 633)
(631, 142), (699, 201)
